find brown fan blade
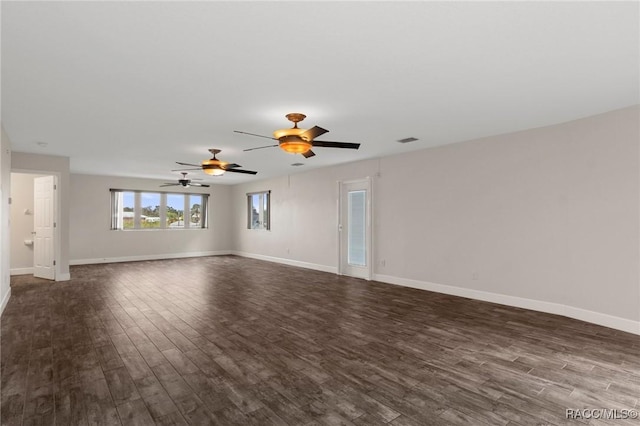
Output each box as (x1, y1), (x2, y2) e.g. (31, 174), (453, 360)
(224, 168), (258, 175)
(302, 150), (316, 158)
(189, 183), (210, 187)
(176, 161), (201, 167)
(301, 126), (328, 141)
(160, 183), (179, 187)
(311, 141), (360, 149)
(234, 130), (277, 140)
(243, 144), (279, 152)
(221, 163), (241, 169)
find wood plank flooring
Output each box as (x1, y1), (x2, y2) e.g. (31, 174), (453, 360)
(2, 255), (638, 425)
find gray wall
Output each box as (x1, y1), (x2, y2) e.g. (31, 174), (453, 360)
(1, 126), (12, 313)
(69, 174), (232, 263)
(230, 106), (640, 332)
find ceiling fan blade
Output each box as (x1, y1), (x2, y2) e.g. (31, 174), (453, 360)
(160, 183), (179, 187)
(311, 141), (361, 150)
(222, 163), (241, 169)
(243, 144), (279, 152)
(234, 130), (277, 140)
(301, 125), (329, 141)
(224, 168), (258, 175)
(171, 168), (202, 172)
(176, 161), (201, 167)
(190, 183), (210, 187)
(302, 150), (316, 158)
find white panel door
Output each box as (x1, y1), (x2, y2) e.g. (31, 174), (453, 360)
(34, 176), (55, 280)
(339, 178), (372, 280)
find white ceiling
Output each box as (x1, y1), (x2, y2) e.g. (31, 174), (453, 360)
(2, 1), (638, 184)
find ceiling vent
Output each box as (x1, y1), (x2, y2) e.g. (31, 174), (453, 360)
(397, 137), (418, 144)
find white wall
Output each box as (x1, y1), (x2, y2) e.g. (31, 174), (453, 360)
(9, 173), (45, 274)
(232, 159), (380, 272)
(1, 126), (12, 313)
(12, 152), (71, 280)
(69, 174), (232, 263)
(230, 106), (640, 334)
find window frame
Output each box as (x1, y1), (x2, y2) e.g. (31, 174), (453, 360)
(110, 189), (209, 231)
(247, 190), (270, 231)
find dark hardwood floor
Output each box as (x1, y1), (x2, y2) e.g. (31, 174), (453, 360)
(1, 256), (638, 425)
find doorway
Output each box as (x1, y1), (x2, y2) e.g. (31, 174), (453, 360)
(10, 173), (57, 280)
(338, 178), (372, 280)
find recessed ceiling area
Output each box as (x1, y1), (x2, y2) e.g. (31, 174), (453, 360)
(2, 1), (638, 183)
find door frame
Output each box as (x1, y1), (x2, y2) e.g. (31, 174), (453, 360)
(337, 177), (373, 280)
(11, 170), (61, 280)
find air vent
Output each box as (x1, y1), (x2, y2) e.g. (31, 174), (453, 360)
(397, 137), (418, 144)
(291, 162), (305, 167)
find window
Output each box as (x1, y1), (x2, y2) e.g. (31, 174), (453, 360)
(247, 191), (270, 230)
(141, 192), (161, 229)
(167, 193), (185, 228)
(189, 194), (204, 228)
(111, 189), (208, 230)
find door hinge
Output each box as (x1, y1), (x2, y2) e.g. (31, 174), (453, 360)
(53, 222), (57, 228)
(53, 260), (56, 266)
(54, 184), (57, 190)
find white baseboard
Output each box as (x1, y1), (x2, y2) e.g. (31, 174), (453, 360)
(10, 267), (33, 276)
(374, 273), (640, 336)
(1, 287), (10, 314)
(56, 272), (71, 282)
(70, 250), (232, 266)
(230, 251), (338, 274)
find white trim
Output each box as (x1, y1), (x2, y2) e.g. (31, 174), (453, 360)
(56, 272), (70, 281)
(10, 267), (34, 276)
(374, 273), (640, 336)
(70, 250), (231, 266)
(231, 251), (337, 274)
(1, 287), (10, 314)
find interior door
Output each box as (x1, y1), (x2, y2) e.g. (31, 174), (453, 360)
(339, 178), (372, 280)
(34, 175), (55, 280)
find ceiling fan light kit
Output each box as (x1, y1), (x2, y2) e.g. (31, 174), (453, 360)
(173, 148), (258, 177)
(201, 149), (228, 176)
(237, 112), (360, 158)
(161, 172), (210, 188)
(277, 135), (312, 154)
(273, 113), (312, 154)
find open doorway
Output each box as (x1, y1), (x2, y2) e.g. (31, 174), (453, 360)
(10, 172), (57, 280)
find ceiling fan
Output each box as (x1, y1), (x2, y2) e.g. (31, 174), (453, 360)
(160, 172), (210, 188)
(234, 113), (361, 158)
(172, 149), (258, 176)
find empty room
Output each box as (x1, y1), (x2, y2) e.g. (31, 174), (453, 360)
(1, 1), (638, 425)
